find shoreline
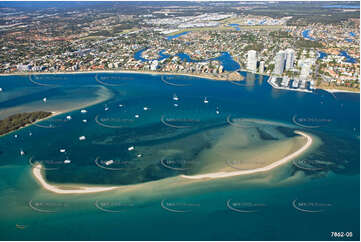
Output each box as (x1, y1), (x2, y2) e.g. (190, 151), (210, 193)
(0, 85), (113, 138)
(321, 88), (360, 94)
(0, 69), (243, 82)
(0, 111), (61, 138)
(268, 76), (313, 93)
(180, 130), (313, 179)
(1, 70), (357, 94)
(31, 130), (313, 194)
(32, 164), (119, 194)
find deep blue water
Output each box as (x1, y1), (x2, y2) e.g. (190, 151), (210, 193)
(318, 51), (328, 59)
(167, 31), (190, 40)
(176, 52), (240, 71)
(302, 30), (315, 41)
(134, 49), (240, 72)
(134, 48), (170, 62)
(339, 51), (357, 63)
(0, 72), (359, 240)
(228, 24), (240, 31)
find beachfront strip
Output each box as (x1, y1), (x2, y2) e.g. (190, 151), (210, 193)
(0, 5), (359, 92)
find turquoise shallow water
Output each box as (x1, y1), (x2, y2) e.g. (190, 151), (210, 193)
(0, 72), (359, 240)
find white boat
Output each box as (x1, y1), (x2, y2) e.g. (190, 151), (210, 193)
(143, 107), (149, 111)
(64, 159), (71, 164)
(300, 80), (306, 89)
(128, 146), (135, 151)
(204, 97), (208, 104)
(42, 97), (47, 103)
(173, 94), (179, 101)
(59, 149), (66, 153)
(174, 103), (178, 107)
(79, 136), (86, 141)
(105, 160), (114, 166)
(29, 132), (32, 136)
(66, 115), (72, 120)
(0, 88), (2, 92)
(82, 119), (87, 123)
(118, 104), (123, 107)
(104, 107), (109, 111)
(137, 154), (142, 158)
(80, 109), (87, 114)
(216, 110), (220, 115)
(14, 134), (18, 138)
(135, 114), (140, 118)
(20, 150), (25, 156)
(292, 79), (299, 88)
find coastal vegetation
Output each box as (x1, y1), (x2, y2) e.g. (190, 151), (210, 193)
(0, 111), (52, 135)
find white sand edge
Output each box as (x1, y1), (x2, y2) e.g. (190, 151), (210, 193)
(321, 88), (359, 94)
(32, 131), (313, 194)
(32, 164), (119, 194)
(180, 130), (312, 179)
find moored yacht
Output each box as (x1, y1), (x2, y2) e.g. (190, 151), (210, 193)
(173, 94), (179, 101)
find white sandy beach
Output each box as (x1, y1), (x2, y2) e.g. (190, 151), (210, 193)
(322, 88), (360, 94)
(0, 69), (241, 82)
(180, 131), (312, 179)
(32, 164), (119, 194)
(31, 130), (313, 194)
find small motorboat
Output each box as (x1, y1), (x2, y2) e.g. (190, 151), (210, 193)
(16, 224), (26, 230)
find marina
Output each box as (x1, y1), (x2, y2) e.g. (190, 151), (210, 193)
(267, 75), (313, 93)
